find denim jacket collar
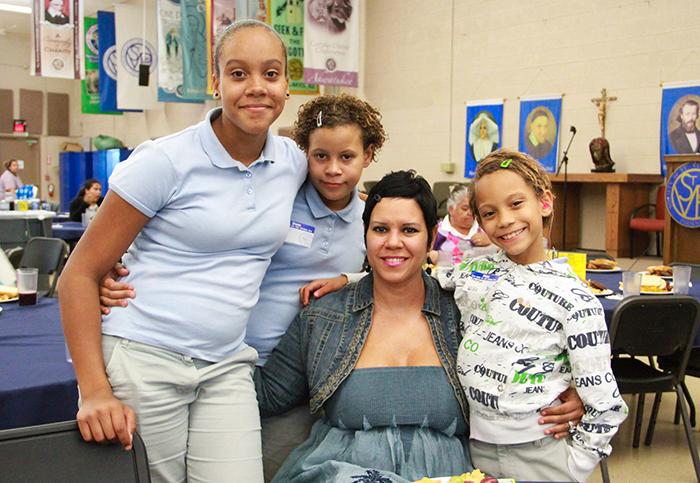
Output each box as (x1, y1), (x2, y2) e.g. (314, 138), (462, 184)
(351, 271), (442, 318)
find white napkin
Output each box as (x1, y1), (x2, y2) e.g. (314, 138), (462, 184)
(0, 250), (16, 287)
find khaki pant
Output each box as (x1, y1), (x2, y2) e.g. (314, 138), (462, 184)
(470, 436), (580, 482)
(100, 335), (263, 483)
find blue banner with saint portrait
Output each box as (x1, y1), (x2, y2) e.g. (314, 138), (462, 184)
(660, 83), (700, 176)
(518, 96), (562, 173)
(464, 100), (503, 178)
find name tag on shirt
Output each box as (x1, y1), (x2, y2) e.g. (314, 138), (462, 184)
(470, 271), (499, 282)
(285, 221), (315, 248)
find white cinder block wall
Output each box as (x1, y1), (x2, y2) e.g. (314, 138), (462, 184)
(361, 0), (700, 250)
(2, 0), (699, 249)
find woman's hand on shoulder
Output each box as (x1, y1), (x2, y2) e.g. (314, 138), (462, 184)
(538, 386), (584, 439)
(77, 387), (137, 450)
(99, 263), (135, 315)
(299, 275), (348, 306)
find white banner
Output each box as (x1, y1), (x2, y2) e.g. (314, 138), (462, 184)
(31, 0), (84, 79)
(303, 0), (359, 87)
(157, 0), (187, 102)
(115, 3), (159, 110)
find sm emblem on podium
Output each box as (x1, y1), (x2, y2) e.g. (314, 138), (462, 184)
(667, 162), (700, 228)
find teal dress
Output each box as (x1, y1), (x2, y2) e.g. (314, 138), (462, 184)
(271, 366), (473, 483)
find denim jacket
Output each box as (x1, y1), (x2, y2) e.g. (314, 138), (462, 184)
(254, 271), (469, 423)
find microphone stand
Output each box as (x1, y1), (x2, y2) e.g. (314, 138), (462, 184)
(556, 127), (576, 250)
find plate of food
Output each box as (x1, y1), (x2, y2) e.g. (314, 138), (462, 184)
(620, 274), (673, 295)
(0, 285), (19, 304)
(645, 264), (674, 280)
(414, 470), (511, 482)
(587, 279), (614, 297)
(586, 258), (621, 272)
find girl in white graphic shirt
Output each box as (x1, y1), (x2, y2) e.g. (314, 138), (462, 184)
(437, 149), (627, 482)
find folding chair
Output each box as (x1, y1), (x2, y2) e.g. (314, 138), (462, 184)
(0, 420), (150, 482)
(19, 236), (69, 297)
(659, 347), (700, 429)
(609, 295), (700, 481)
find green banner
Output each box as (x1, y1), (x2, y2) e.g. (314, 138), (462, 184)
(270, 0), (318, 95)
(82, 17), (120, 115)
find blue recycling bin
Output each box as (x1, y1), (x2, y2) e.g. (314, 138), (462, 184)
(59, 149), (131, 212)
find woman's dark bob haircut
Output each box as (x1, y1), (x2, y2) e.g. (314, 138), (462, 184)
(362, 170), (438, 249)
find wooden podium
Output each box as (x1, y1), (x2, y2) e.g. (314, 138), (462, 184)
(548, 173), (663, 257)
(663, 154), (700, 264)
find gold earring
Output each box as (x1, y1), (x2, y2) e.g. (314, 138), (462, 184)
(213, 91), (220, 99)
(285, 92), (290, 98)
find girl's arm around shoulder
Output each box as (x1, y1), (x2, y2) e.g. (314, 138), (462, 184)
(254, 310), (311, 417)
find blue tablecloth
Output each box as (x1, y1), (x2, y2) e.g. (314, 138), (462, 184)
(51, 222), (86, 241)
(587, 270), (700, 344)
(0, 298), (77, 430)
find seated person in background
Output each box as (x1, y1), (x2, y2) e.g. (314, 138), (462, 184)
(69, 179), (103, 222)
(430, 184), (496, 265)
(0, 159), (24, 200)
(437, 150), (627, 482)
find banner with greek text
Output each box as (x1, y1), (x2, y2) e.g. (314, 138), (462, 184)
(115, 3), (159, 110)
(98, 11), (120, 112)
(31, 0), (84, 79)
(303, 0), (358, 87)
(271, 0), (318, 95)
(82, 17), (120, 114)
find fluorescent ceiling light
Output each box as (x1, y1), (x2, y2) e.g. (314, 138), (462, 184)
(0, 3), (31, 13)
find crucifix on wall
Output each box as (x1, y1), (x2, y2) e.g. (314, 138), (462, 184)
(591, 88), (617, 139)
(589, 88), (617, 172)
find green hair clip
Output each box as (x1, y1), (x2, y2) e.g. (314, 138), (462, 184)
(500, 158), (513, 168)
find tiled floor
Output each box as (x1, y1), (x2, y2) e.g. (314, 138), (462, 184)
(587, 256), (700, 482)
(589, 386), (700, 482)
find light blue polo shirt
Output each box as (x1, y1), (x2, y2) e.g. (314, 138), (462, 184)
(245, 180), (366, 365)
(102, 108), (307, 362)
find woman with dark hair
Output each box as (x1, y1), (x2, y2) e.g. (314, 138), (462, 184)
(69, 179), (103, 222)
(255, 170), (583, 482)
(256, 170), (469, 482)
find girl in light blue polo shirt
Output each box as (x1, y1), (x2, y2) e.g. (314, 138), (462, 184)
(60, 20), (305, 482)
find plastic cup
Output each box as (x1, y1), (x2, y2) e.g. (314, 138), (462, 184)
(673, 265), (692, 295)
(16, 267), (38, 306)
(622, 271), (641, 297)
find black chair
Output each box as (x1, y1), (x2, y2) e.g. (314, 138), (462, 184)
(0, 420), (150, 482)
(4, 246), (24, 269)
(19, 236), (69, 297)
(659, 347), (700, 429)
(609, 295), (700, 480)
